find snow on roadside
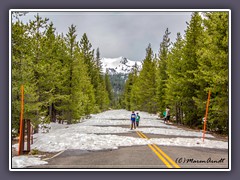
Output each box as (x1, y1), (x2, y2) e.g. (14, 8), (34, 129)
(12, 156), (48, 168)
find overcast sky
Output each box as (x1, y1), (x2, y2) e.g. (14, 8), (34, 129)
(15, 10), (192, 61)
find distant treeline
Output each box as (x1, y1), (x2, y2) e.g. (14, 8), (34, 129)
(108, 73), (128, 108)
(121, 12), (229, 134)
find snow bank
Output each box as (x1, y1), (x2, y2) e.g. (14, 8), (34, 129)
(12, 156), (48, 168)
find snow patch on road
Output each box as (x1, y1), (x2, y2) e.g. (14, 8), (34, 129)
(140, 127), (214, 138)
(151, 138), (228, 149)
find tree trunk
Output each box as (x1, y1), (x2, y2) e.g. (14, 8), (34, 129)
(49, 103), (52, 121)
(52, 103), (56, 122)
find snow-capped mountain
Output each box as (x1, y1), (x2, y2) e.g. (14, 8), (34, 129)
(101, 56), (142, 74)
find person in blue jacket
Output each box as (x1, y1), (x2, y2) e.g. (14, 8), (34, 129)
(130, 111), (136, 130)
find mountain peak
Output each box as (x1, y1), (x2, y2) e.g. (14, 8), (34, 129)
(101, 57), (142, 74)
(119, 57), (128, 65)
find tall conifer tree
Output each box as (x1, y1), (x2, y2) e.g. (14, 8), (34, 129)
(134, 44), (157, 113)
(156, 28), (171, 113)
(180, 12), (204, 126)
(165, 32), (185, 124)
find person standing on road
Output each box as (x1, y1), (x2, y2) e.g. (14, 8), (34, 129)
(166, 107), (170, 124)
(136, 112), (140, 127)
(130, 111), (136, 130)
(163, 110), (167, 124)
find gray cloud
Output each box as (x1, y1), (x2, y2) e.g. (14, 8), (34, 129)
(16, 11), (192, 61)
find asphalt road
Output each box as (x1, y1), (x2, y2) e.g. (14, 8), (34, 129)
(30, 125), (228, 169)
(31, 145), (228, 169)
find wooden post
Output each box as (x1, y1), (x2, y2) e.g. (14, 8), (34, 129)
(30, 123), (34, 144)
(18, 85), (24, 155)
(202, 90), (211, 142)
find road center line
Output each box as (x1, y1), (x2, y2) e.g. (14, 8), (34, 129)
(136, 131), (180, 168)
(136, 131), (172, 168)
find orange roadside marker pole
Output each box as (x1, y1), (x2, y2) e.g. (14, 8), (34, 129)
(202, 90), (211, 142)
(18, 85), (24, 155)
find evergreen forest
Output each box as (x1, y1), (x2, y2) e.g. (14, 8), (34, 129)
(11, 12), (229, 135)
(122, 12), (229, 134)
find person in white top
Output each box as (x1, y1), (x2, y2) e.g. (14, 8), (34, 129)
(166, 107), (170, 124)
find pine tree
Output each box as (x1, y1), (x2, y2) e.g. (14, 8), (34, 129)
(64, 24), (78, 123)
(12, 14), (51, 131)
(123, 72), (135, 110)
(79, 33), (103, 111)
(72, 45), (97, 117)
(130, 63), (140, 111)
(96, 47), (102, 69)
(12, 20), (37, 132)
(53, 33), (71, 123)
(24, 14), (50, 126)
(133, 44), (157, 113)
(165, 32), (185, 124)
(39, 22), (66, 123)
(79, 33), (95, 79)
(156, 28), (171, 114)
(105, 69), (113, 106)
(94, 47), (110, 110)
(180, 12), (204, 127)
